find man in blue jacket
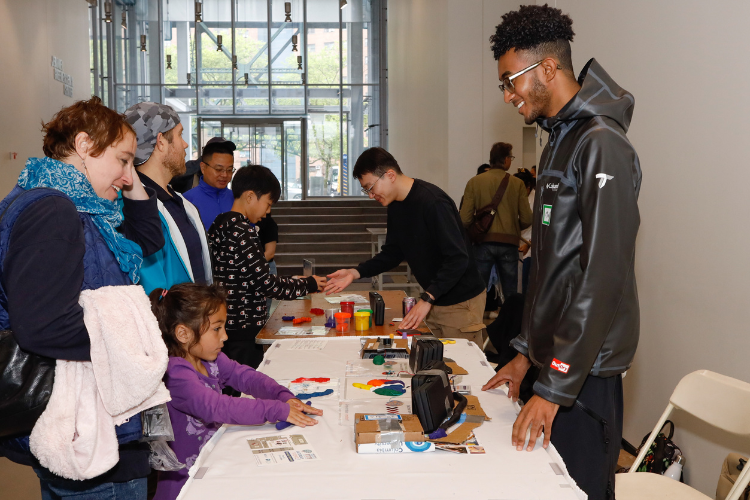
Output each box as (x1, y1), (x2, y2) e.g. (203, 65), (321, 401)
(184, 137), (237, 230)
(125, 102), (213, 293)
(481, 6), (641, 500)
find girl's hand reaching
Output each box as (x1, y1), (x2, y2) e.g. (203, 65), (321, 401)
(285, 399), (323, 427)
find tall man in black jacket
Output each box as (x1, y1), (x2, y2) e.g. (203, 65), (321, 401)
(480, 6), (641, 500)
(325, 148), (486, 338)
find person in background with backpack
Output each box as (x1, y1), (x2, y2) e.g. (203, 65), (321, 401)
(460, 142), (532, 302)
(0, 97), (164, 500)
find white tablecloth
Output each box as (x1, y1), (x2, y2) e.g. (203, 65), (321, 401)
(177, 338), (585, 500)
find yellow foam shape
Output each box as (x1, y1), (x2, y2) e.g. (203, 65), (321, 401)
(353, 383), (373, 391)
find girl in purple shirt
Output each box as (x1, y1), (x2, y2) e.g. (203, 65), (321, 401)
(149, 283), (322, 500)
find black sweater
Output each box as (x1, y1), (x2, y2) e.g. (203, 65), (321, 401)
(356, 179), (485, 306)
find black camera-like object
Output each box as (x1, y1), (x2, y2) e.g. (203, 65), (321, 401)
(408, 338), (444, 373)
(368, 291), (385, 326)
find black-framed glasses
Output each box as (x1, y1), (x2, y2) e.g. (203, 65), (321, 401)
(498, 60), (561, 94)
(360, 173), (385, 196)
(204, 163), (236, 175)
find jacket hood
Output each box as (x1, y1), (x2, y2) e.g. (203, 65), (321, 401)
(538, 58), (634, 133)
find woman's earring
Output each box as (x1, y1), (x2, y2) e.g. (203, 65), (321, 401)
(82, 159), (91, 182)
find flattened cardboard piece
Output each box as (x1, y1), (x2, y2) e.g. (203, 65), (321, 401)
(361, 338), (410, 359)
(354, 413), (425, 444)
(430, 395), (490, 445)
(445, 361), (468, 375)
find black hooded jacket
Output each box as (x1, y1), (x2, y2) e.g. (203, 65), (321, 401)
(510, 59), (642, 407)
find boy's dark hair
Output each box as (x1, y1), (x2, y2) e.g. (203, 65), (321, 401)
(489, 142), (513, 168)
(489, 4), (575, 74)
(477, 164), (491, 176)
(202, 143), (234, 164)
(231, 164), (281, 202)
(352, 147), (403, 179)
(149, 283), (227, 358)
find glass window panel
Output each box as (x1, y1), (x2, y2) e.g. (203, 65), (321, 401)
(236, 0), (270, 85)
(164, 85), (198, 113)
(342, 0), (379, 85)
(115, 85), (160, 113)
(236, 85), (270, 114)
(308, 111), (342, 197)
(307, 85), (340, 113)
(163, 0), (196, 86)
(198, 85), (234, 113)
(272, 86), (305, 114)
(270, 0), (303, 84)
(307, 0), (340, 84)
(283, 121), (304, 200)
(198, 0), (233, 84)
(113, 2), (160, 87)
(342, 85), (380, 195)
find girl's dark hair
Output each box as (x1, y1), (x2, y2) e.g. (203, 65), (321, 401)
(149, 283), (227, 358)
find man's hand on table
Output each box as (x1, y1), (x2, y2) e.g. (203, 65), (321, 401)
(324, 268), (359, 295)
(399, 293), (433, 329)
(481, 352), (531, 401)
(512, 395), (559, 451)
(285, 398), (323, 427)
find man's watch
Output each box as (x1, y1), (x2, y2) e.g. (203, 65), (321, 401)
(420, 292), (435, 305)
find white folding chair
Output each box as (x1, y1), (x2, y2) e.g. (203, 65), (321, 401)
(617, 370), (750, 500)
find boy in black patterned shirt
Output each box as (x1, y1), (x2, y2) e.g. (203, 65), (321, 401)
(208, 165), (326, 368)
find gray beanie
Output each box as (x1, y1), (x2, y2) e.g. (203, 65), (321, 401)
(124, 102), (181, 166)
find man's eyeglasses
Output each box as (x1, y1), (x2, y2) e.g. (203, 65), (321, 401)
(508, 156), (516, 161)
(498, 60), (562, 94)
(360, 173), (385, 196)
(204, 163), (236, 175)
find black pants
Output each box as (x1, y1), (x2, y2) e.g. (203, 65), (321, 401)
(550, 374), (623, 500)
(223, 327), (265, 369)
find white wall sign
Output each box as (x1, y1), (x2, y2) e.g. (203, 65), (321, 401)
(51, 55), (73, 98)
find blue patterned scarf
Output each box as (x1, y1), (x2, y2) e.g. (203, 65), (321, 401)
(18, 157), (143, 283)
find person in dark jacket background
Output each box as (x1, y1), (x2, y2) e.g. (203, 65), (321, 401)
(481, 6), (641, 500)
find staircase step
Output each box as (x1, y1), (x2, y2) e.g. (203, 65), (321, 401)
(275, 251), (373, 266)
(275, 199), (380, 208)
(271, 206), (387, 216)
(276, 241), (372, 253)
(279, 232), (373, 244)
(278, 222), (386, 234)
(273, 214), (386, 225)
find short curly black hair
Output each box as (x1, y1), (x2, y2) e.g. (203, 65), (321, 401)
(490, 4), (575, 72)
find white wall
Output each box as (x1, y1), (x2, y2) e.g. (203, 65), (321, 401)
(551, 1), (750, 494)
(0, 1), (90, 498)
(389, 0), (526, 203)
(0, 0), (92, 198)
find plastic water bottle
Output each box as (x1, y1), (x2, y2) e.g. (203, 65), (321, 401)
(664, 454), (684, 481)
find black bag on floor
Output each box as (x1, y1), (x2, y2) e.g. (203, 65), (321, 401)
(635, 420), (682, 475)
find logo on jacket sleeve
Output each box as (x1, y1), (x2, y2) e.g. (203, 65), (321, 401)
(542, 205), (552, 226)
(596, 173), (614, 188)
(550, 358), (570, 373)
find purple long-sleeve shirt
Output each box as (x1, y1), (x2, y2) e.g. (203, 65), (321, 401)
(154, 353), (295, 500)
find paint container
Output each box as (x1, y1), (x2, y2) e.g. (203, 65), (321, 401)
(334, 312), (351, 333)
(354, 311), (371, 331)
(402, 297), (416, 317)
(340, 301), (355, 316)
(325, 308), (338, 328)
(359, 308), (374, 328)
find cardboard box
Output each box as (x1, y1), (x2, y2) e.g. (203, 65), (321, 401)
(361, 338), (410, 359)
(356, 441), (435, 454)
(354, 414), (426, 444)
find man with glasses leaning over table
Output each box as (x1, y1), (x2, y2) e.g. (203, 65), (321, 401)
(325, 147), (487, 339)
(184, 137), (237, 230)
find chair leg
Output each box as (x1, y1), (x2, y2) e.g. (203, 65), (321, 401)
(726, 460), (750, 500)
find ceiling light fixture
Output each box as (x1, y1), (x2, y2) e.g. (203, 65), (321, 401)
(121, 10), (127, 30)
(187, 73), (192, 85)
(104, 1), (112, 22)
(166, 54), (172, 69)
(140, 34), (147, 52)
(232, 55), (238, 70)
(284, 2), (292, 22)
(297, 56), (302, 70)
(216, 35), (223, 51)
(292, 35), (298, 51)
(340, 0), (347, 9)
(244, 73), (249, 85)
(195, 1), (202, 23)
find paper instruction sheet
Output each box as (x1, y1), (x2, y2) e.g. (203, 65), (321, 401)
(247, 434), (319, 466)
